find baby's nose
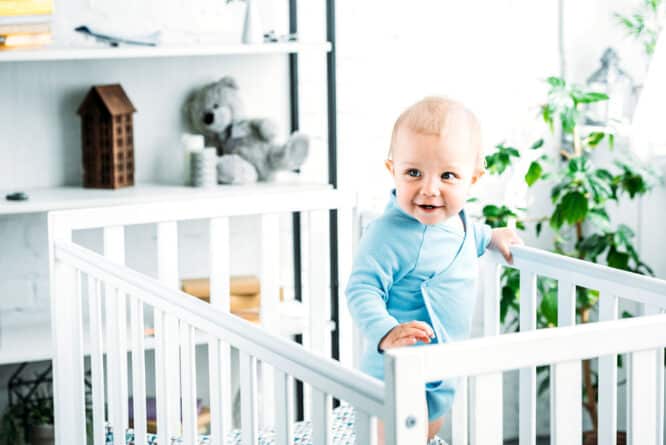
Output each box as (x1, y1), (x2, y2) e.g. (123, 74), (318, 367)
(420, 177), (441, 196)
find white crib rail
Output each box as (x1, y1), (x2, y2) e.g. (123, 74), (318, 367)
(52, 239), (383, 444)
(47, 186), (363, 445)
(386, 313), (666, 445)
(452, 245), (666, 445)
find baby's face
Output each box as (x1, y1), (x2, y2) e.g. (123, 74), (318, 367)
(386, 126), (481, 225)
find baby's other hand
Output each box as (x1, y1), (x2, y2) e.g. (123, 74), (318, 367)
(379, 321), (435, 351)
(489, 227), (524, 264)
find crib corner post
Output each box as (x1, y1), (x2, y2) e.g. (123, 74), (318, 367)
(384, 348), (428, 445)
(48, 216), (86, 445)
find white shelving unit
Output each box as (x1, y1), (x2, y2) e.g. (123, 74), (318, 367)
(0, 181), (333, 215)
(0, 36), (335, 366)
(0, 41), (331, 62)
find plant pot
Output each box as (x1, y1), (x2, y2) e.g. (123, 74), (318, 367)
(29, 424), (54, 445)
(583, 430), (626, 445)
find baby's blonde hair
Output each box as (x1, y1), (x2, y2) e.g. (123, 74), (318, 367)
(388, 96), (484, 172)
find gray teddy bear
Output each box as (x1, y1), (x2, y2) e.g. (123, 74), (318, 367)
(185, 76), (309, 184)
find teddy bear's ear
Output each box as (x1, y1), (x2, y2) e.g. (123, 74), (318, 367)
(219, 76), (239, 90)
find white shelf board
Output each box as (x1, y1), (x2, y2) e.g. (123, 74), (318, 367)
(0, 300), (331, 365)
(0, 41), (331, 62)
(0, 181), (333, 215)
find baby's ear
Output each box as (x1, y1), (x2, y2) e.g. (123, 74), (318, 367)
(470, 168), (485, 185)
(384, 159), (394, 175)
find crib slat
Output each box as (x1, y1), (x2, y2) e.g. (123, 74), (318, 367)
(153, 309), (169, 445)
(470, 373), (503, 445)
(311, 388), (332, 445)
(240, 349), (258, 444)
(260, 213), (280, 428)
(551, 280), (580, 445)
(452, 377), (468, 445)
(630, 349), (658, 444)
(208, 339), (232, 445)
(354, 409), (377, 445)
(337, 206), (355, 368)
(598, 292), (618, 445)
(643, 304), (664, 445)
(519, 270), (537, 445)
(129, 296), (147, 445)
(471, 257), (502, 445)
(50, 225), (86, 444)
(306, 209), (331, 356)
(156, 221), (182, 439)
(274, 368), (292, 445)
(209, 216), (233, 442)
(384, 350), (428, 445)
(88, 277), (107, 445)
(105, 287), (125, 445)
(180, 322), (198, 445)
(551, 360), (581, 445)
(103, 226), (129, 443)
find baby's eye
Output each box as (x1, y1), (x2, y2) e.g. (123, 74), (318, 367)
(213, 104), (219, 109)
(406, 169), (421, 178)
(441, 171), (458, 180)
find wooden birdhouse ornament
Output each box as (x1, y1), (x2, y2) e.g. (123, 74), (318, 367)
(77, 84), (136, 189)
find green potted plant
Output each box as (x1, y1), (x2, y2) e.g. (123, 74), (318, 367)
(481, 75), (663, 444)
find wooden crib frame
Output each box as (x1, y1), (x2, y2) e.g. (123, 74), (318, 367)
(48, 186), (666, 445)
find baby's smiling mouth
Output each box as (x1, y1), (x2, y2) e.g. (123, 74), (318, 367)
(417, 204), (443, 210)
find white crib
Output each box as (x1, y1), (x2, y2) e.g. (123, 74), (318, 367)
(47, 185), (666, 445)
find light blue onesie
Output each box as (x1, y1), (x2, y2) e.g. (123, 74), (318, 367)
(345, 190), (492, 420)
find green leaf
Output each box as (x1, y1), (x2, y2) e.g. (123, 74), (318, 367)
(525, 161), (543, 186)
(587, 208), (611, 231)
(467, 197), (479, 203)
(547, 76), (565, 88)
(530, 139), (545, 150)
(536, 221), (543, 237)
(483, 205), (501, 217)
(551, 181), (567, 203)
(587, 175), (613, 203)
(607, 247), (630, 270)
(577, 233), (609, 260)
(608, 133), (615, 149)
(550, 205), (565, 229)
(585, 132), (605, 147)
(595, 168), (614, 182)
(613, 224), (635, 250)
(485, 143), (521, 175)
(575, 92), (609, 104)
(560, 108), (578, 134)
(542, 104), (555, 133)
(559, 191), (589, 225)
(540, 292), (558, 326)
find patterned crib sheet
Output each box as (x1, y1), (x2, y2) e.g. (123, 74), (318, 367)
(120, 404), (356, 445)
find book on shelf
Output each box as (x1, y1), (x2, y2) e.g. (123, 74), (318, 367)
(0, 31), (51, 48)
(0, 21), (49, 34)
(0, 14), (51, 26)
(0, 0), (53, 16)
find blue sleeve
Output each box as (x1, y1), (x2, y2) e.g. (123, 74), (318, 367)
(472, 222), (493, 257)
(345, 219), (415, 352)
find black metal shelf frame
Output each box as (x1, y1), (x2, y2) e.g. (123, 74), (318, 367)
(289, 0), (338, 420)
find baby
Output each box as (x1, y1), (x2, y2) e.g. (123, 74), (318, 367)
(346, 96), (522, 444)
